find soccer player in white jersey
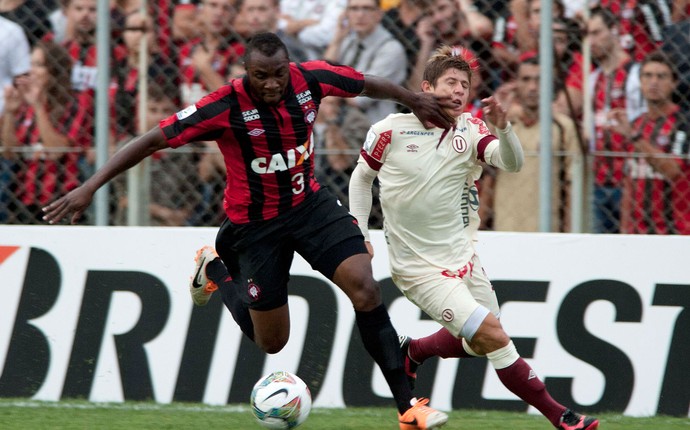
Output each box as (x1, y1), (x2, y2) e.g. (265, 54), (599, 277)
(348, 45), (599, 430)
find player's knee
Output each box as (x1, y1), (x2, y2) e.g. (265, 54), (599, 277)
(256, 334), (289, 354)
(468, 315), (510, 355)
(348, 279), (381, 311)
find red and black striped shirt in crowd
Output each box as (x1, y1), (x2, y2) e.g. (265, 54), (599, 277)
(592, 59), (642, 187)
(623, 105), (690, 234)
(12, 101), (89, 207)
(160, 60), (365, 224)
(177, 36), (245, 106)
(597, 0), (672, 62)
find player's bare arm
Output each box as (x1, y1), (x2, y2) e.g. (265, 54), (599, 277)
(361, 74), (456, 129)
(42, 127), (169, 224)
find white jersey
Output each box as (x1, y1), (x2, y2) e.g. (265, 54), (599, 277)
(358, 112), (499, 277)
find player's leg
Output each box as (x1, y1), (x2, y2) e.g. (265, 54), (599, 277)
(399, 261), (598, 429)
(404, 257), (499, 370)
(297, 190), (447, 428)
(193, 218), (294, 354)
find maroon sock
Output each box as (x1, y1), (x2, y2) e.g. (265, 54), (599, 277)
(495, 358), (566, 426)
(409, 327), (473, 363)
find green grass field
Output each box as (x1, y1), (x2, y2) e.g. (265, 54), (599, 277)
(1, 399), (688, 429)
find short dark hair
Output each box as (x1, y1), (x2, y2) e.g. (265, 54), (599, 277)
(589, 6), (618, 29)
(422, 45), (473, 86)
(243, 32), (289, 63)
(641, 51), (678, 81)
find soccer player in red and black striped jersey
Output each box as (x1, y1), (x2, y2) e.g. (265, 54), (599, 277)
(44, 32), (457, 428)
(607, 51), (690, 235)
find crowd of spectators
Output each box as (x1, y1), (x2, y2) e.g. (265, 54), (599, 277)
(0, 0), (688, 233)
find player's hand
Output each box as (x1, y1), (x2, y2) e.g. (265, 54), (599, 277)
(42, 185), (95, 225)
(481, 96), (508, 129)
(412, 92), (456, 129)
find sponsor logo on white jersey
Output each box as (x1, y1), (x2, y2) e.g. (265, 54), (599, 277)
(399, 130), (435, 136)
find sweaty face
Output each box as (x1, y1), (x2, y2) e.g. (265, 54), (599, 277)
(423, 68), (470, 118)
(245, 49), (291, 105)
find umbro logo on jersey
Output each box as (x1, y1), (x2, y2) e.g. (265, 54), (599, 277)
(248, 128), (265, 136)
(406, 144), (419, 152)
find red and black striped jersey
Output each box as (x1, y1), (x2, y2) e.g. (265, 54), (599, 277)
(160, 60), (365, 224)
(11, 101), (88, 206)
(597, 0), (672, 62)
(623, 106), (690, 234)
(592, 59), (642, 187)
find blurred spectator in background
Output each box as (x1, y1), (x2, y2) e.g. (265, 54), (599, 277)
(381, 0), (430, 88)
(0, 15), (30, 115)
(48, 2), (68, 43)
(318, 0), (405, 225)
(483, 55), (579, 232)
(492, 0), (565, 84)
(177, 0), (244, 106)
(113, 83), (204, 226)
(514, 0), (565, 54)
(313, 97), (371, 204)
(0, 0), (56, 45)
(661, 14), (690, 112)
(409, 0), (491, 93)
(552, 18), (583, 100)
(111, 0), (180, 60)
(171, 2), (201, 54)
(559, 7), (646, 233)
(235, 0), (309, 62)
(61, 0), (98, 96)
(592, 0), (673, 62)
(278, 0), (346, 59)
(1, 40), (89, 224)
(192, 140), (227, 226)
(458, 0), (494, 39)
(324, 0), (407, 123)
(59, 0), (104, 196)
(0, 14), (31, 223)
(607, 51), (690, 234)
(111, 10), (180, 142)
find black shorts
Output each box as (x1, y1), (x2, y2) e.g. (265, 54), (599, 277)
(215, 188), (367, 311)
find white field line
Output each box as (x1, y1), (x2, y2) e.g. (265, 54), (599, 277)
(0, 400), (250, 413)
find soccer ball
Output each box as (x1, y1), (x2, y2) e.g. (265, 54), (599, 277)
(250, 371), (312, 429)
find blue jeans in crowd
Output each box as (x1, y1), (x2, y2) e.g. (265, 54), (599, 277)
(592, 185), (622, 234)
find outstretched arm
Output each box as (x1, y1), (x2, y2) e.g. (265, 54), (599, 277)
(361, 75), (455, 129)
(349, 158), (378, 257)
(42, 127), (169, 224)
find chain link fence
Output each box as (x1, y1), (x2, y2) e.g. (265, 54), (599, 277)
(1, 0), (688, 234)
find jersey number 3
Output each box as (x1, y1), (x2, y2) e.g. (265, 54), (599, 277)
(292, 172), (305, 194)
